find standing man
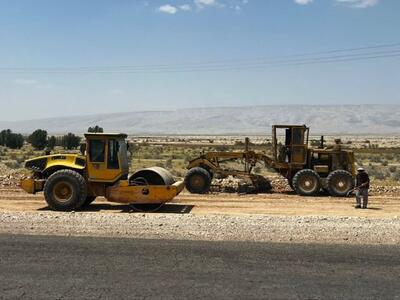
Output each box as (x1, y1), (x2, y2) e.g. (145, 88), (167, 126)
(355, 167), (370, 209)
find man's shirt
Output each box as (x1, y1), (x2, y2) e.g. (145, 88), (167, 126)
(356, 172), (370, 189)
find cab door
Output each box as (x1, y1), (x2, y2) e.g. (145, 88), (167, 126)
(290, 127), (308, 164)
(87, 138), (122, 182)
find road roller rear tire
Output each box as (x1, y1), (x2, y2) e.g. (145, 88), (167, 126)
(185, 167), (211, 194)
(292, 169), (321, 196)
(44, 169), (87, 211)
(326, 170), (354, 197)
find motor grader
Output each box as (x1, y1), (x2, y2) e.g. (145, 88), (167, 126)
(20, 133), (184, 211)
(185, 125), (356, 197)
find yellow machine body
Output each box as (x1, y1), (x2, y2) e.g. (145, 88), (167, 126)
(106, 180), (185, 204)
(21, 133), (183, 207)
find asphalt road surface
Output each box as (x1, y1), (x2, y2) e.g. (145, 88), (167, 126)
(1, 234), (399, 299)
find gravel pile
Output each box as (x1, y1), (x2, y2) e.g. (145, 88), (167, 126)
(370, 185), (400, 195)
(0, 163), (26, 188)
(211, 175), (291, 194)
(270, 177), (292, 193)
(1, 211), (400, 245)
(211, 176), (245, 193)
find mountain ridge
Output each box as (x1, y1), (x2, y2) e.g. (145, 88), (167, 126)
(1, 105), (399, 135)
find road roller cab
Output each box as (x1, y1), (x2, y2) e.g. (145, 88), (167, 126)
(21, 133), (185, 211)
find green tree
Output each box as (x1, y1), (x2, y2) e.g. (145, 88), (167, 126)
(88, 125), (104, 133)
(0, 129), (12, 146)
(47, 136), (57, 150)
(62, 133), (81, 150)
(28, 129), (48, 150)
(0, 130), (24, 149)
(7, 133), (24, 149)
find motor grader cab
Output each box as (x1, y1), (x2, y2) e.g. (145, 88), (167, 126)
(20, 133), (184, 211)
(271, 125), (355, 196)
(272, 125), (309, 166)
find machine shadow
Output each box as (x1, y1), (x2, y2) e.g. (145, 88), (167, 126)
(38, 203), (194, 214)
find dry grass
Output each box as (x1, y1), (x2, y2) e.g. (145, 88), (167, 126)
(1, 135), (400, 185)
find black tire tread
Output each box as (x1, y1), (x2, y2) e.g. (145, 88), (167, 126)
(292, 169), (321, 196)
(326, 169), (354, 197)
(184, 167), (212, 194)
(43, 169), (87, 211)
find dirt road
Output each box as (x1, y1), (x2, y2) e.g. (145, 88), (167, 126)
(1, 187), (399, 218)
(1, 187), (400, 244)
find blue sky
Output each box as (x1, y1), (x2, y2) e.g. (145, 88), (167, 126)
(0, 0), (399, 121)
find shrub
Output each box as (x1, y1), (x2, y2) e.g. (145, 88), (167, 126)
(88, 125), (104, 133)
(385, 154), (394, 160)
(393, 171), (400, 181)
(62, 133), (81, 150)
(373, 171), (385, 180)
(155, 162), (164, 168)
(5, 161), (20, 169)
(165, 158), (173, 168)
(47, 136), (57, 150)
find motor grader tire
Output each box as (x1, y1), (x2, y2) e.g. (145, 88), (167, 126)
(292, 169), (321, 196)
(44, 169), (87, 211)
(184, 167), (212, 194)
(288, 179), (295, 191)
(326, 170), (354, 197)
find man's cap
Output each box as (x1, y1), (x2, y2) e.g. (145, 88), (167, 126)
(357, 167), (365, 172)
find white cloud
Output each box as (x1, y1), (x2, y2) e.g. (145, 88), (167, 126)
(294, 0), (313, 5)
(13, 79), (38, 85)
(336, 0), (378, 8)
(194, 0), (221, 9)
(158, 4), (178, 14)
(195, 0), (217, 5)
(179, 4), (192, 11)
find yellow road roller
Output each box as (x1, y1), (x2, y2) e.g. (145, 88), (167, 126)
(20, 133), (184, 211)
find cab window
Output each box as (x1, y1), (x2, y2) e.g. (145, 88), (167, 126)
(292, 128), (305, 145)
(89, 140), (105, 162)
(108, 139), (120, 169)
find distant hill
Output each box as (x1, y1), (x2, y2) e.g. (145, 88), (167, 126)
(1, 105), (400, 135)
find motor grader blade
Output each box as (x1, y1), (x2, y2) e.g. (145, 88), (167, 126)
(105, 180), (185, 204)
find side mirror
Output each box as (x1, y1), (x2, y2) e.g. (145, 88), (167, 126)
(80, 143), (87, 155)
